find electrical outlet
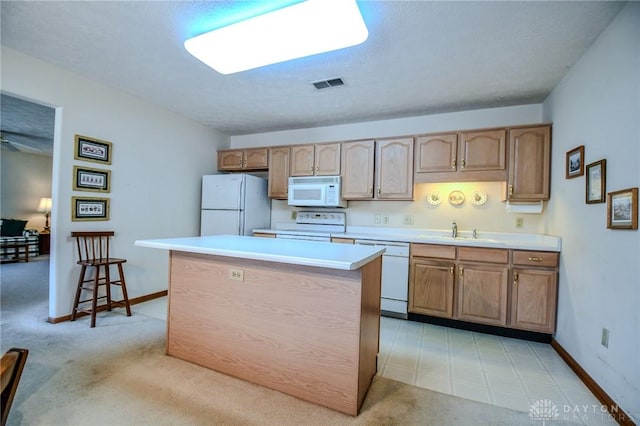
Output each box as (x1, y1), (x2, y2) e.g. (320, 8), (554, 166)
(601, 328), (609, 348)
(403, 215), (414, 225)
(374, 214), (381, 224)
(515, 217), (523, 228)
(229, 269), (244, 282)
(383, 215), (390, 225)
(291, 211), (297, 220)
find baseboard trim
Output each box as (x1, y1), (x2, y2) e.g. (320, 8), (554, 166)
(47, 290), (168, 324)
(551, 338), (636, 426)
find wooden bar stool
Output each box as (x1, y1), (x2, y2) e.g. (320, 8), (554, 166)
(70, 231), (132, 327)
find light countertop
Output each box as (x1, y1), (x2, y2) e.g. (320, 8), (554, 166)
(252, 226), (562, 252)
(135, 235), (385, 271)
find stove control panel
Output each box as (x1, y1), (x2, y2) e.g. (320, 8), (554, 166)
(296, 211), (346, 226)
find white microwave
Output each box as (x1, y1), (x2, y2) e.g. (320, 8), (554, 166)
(287, 176), (347, 208)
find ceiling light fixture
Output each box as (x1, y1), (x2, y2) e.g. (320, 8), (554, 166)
(184, 0), (368, 75)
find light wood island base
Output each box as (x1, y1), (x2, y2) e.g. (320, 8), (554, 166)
(167, 251), (382, 416)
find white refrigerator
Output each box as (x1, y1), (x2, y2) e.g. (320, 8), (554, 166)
(200, 174), (271, 236)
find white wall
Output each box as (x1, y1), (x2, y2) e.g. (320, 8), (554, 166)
(543, 2), (639, 419)
(232, 104), (549, 234)
(1, 47), (229, 319)
(0, 150), (53, 231)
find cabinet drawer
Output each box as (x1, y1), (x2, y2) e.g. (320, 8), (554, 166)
(512, 250), (559, 267)
(458, 247), (508, 264)
(331, 237), (354, 244)
(411, 244), (456, 260)
(253, 232), (276, 238)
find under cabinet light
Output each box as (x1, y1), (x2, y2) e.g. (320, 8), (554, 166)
(184, 0), (368, 74)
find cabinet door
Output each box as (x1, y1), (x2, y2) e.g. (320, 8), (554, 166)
(375, 138), (414, 200)
(217, 150), (244, 170)
(290, 145), (315, 176)
(410, 258), (455, 318)
(457, 263), (508, 326)
(415, 134), (457, 173)
(510, 268), (557, 333)
(507, 126), (551, 201)
(458, 129), (506, 172)
(244, 148), (269, 170)
(268, 147), (290, 199)
(341, 140), (375, 199)
(315, 142), (341, 175)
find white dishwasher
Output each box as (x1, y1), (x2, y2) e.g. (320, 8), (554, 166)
(354, 239), (410, 318)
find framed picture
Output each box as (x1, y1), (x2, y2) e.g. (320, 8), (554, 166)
(607, 187), (638, 230)
(71, 196), (110, 221)
(566, 145), (584, 179)
(73, 166), (111, 193)
(74, 135), (112, 164)
(585, 159), (606, 204)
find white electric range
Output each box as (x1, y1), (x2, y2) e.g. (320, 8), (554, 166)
(272, 211), (346, 242)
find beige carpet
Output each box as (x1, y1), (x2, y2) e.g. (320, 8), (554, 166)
(1, 258), (577, 425)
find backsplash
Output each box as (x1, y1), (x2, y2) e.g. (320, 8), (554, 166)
(271, 182), (548, 235)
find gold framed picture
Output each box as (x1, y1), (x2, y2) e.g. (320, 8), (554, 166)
(71, 196), (110, 221)
(607, 187), (638, 230)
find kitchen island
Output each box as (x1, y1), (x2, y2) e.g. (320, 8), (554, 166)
(135, 235), (384, 416)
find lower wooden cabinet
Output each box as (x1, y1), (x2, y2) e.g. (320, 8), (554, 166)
(510, 268), (557, 332)
(409, 244), (559, 334)
(409, 258), (455, 318)
(457, 262), (509, 326)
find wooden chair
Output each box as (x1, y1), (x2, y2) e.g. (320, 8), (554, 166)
(1, 348), (28, 426)
(70, 231), (132, 327)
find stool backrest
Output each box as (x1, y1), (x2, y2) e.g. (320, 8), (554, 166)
(71, 231), (115, 262)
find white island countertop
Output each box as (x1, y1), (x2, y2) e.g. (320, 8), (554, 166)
(135, 235), (385, 271)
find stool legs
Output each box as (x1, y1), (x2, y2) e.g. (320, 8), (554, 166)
(70, 265), (87, 322)
(117, 263), (132, 317)
(71, 262), (132, 327)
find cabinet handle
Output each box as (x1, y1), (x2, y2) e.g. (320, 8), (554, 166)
(309, 167), (314, 172)
(452, 159), (457, 169)
(368, 186), (373, 196)
(449, 266), (454, 276)
(377, 187), (381, 196)
(509, 185), (514, 196)
(528, 257), (543, 262)
(315, 166), (319, 172)
(461, 159), (466, 168)
(459, 266), (464, 277)
(514, 272), (519, 285)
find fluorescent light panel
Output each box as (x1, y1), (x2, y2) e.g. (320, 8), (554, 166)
(184, 0), (368, 74)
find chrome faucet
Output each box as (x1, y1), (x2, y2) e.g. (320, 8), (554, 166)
(452, 220), (458, 238)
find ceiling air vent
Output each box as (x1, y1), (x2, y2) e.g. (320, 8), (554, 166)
(312, 77), (344, 90)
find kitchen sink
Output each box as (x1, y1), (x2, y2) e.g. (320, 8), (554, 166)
(414, 234), (504, 245)
(439, 235), (504, 244)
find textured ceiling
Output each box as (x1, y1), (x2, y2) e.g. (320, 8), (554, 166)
(0, 1), (625, 155)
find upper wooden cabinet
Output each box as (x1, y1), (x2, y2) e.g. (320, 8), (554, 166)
(342, 138), (414, 200)
(507, 125), (551, 201)
(290, 143), (341, 176)
(217, 148), (268, 171)
(376, 138), (414, 200)
(415, 129), (507, 182)
(414, 133), (457, 173)
(341, 140), (376, 199)
(268, 147), (290, 199)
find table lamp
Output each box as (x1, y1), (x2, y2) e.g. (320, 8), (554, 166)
(38, 197), (52, 232)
